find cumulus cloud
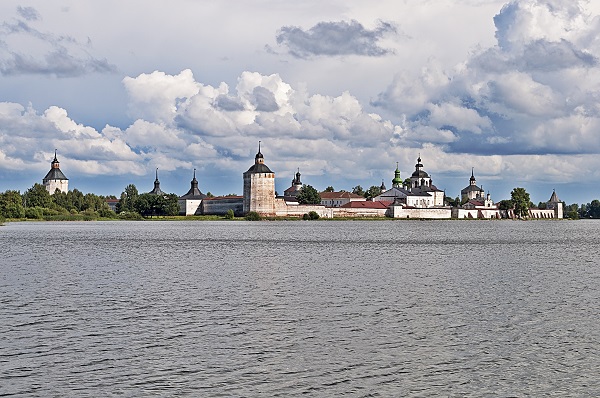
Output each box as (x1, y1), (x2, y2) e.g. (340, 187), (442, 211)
(16, 6), (40, 21)
(375, 0), (600, 157)
(276, 20), (396, 58)
(0, 7), (116, 77)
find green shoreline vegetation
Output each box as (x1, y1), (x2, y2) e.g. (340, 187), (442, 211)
(0, 182), (597, 224)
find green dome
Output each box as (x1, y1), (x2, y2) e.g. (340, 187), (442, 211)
(392, 163), (402, 186)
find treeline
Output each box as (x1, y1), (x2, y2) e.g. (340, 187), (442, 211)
(116, 184), (179, 218)
(0, 182), (184, 222)
(564, 200), (600, 219)
(0, 183), (117, 221)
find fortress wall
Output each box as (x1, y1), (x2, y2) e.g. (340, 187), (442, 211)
(388, 206), (452, 219)
(332, 208), (387, 218)
(275, 202), (333, 218)
(202, 198), (244, 216)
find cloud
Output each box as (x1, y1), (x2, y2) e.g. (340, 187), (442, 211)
(374, 0), (600, 156)
(16, 6), (40, 21)
(0, 8), (116, 77)
(276, 20), (396, 58)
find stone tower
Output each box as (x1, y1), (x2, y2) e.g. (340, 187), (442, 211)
(43, 150), (69, 194)
(547, 190), (563, 219)
(243, 142), (275, 216)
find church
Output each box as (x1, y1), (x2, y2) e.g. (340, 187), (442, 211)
(373, 156), (445, 208)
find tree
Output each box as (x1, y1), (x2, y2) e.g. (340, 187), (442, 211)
(224, 209), (235, 219)
(24, 184), (52, 208)
(565, 203), (579, 219)
(445, 196), (460, 207)
(0, 190), (25, 219)
(584, 199), (600, 218)
(297, 184), (321, 205)
(245, 211), (261, 221)
(364, 185), (382, 200)
(352, 185), (364, 196)
(537, 202), (547, 209)
(498, 199), (513, 210)
(116, 184), (138, 213)
(302, 211), (320, 220)
(324, 186), (335, 192)
(511, 187), (530, 218)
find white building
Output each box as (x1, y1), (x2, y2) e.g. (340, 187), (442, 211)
(374, 157), (444, 208)
(179, 169), (207, 215)
(460, 168), (485, 202)
(42, 150), (68, 194)
(320, 191), (366, 207)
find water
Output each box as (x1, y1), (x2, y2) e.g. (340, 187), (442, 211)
(1, 220), (599, 397)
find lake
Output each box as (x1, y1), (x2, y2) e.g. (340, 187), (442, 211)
(1, 220), (599, 397)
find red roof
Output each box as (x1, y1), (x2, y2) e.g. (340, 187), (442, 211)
(340, 201), (389, 209)
(203, 196), (243, 201)
(320, 191), (365, 200)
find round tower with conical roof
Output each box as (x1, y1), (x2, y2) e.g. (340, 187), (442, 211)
(43, 150), (69, 194)
(243, 141), (275, 215)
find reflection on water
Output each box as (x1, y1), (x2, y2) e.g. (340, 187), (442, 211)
(1, 220), (599, 396)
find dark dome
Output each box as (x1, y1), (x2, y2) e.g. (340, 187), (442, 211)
(411, 170), (429, 178)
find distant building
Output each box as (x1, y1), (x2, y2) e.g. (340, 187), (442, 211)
(43, 150), (68, 194)
(283, 169), (303, 198)
(374, 156), (444, 208)
(460, 168), (485, 202)
(528, 190), (563, 219)
(106, 198), (119, 212)
(320, 191), (366, 207)
(179, 169), (207, 215)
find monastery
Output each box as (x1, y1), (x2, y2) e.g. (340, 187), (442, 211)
(42, 146), (563, 219)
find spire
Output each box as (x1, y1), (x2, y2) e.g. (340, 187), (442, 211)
(549, 189), (560, 203)
(51, 149), (60, 169)
(470, 167), (476, 185)
(255, 140), (264, 163)
(181, 168), (205, 199)
(149, 168), (165, 195)
(392, 162), (402, 187)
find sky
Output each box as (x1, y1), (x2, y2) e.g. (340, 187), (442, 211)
(1, 0), (600, 205)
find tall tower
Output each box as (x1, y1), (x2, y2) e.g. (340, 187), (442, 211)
(43, 150), (69, 194)
(243, 142), (275, 215)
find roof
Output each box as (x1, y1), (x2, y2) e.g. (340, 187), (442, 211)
(461, 184), (483, 193)
(245, 163), (273, 174)
(340, 201), (389, 209)
(203, 196), (243, 201)
(43, 168), (68, 181)
(180, 182), (206, 199)
(411, 170), (430, 178)
(549, 190), (560, 203)
(320, 191), (365, 200)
